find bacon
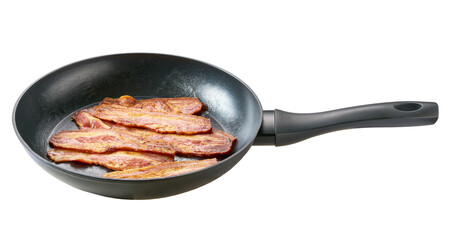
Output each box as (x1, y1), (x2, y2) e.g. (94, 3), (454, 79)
(47, 148), (173, 171)
(102, 158), (218, 179)
(49, 129), (176, 156)
(100, 95), (204, 114)
(113, 124), (236, 157)
(73, 110), (111, 129)
(150, 97), (204, 115)
(144, 129), (235, 157)
(88, 104), (212, 135)
(73, 111), (236, 157)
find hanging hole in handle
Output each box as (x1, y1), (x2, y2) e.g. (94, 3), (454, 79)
(394, 103), (423, 111)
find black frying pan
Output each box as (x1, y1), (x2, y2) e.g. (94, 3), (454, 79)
(13, 53), (439, 199)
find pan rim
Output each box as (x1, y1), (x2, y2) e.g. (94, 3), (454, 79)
(13, 52), (264, 183)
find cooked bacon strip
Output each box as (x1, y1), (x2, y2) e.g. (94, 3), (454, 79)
(103, 158), (218, 179)
(73, 110), (111, 129)
(150, 97), (203, 115)
(101, 95), (204, 115)
(112, 124), (236, 157)
(88, 104), (211, 135)
(47, 148), (173, 171)
(49, 129), (176, 156)
(73, 111), (236, 157)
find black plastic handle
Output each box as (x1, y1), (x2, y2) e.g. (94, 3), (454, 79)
(253, 101), (439, 146)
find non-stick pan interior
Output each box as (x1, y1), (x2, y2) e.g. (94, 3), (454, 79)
(14, 53), (263, 179)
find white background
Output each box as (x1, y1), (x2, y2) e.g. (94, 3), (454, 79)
(2, 1), (455, 239)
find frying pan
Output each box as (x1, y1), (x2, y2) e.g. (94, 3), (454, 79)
(13, 53), (439, 199)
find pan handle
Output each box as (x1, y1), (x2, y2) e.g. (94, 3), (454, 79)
(253, 101), (439, 146)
